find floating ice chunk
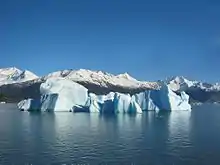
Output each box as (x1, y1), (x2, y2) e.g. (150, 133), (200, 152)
(17, 99), (40, 111)
(17, 99), (31, 111)
(18, 78), (191, 113)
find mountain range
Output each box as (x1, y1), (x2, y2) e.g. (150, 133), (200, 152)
(0, 67), (219, 103)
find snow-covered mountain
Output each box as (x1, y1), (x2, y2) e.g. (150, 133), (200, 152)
(166, 76), (220, 92)
(0, 67), (219, 93)
(165, 76), (220, 103)
(0, 67), (220, 103)
(0, 67), (38, 86)
(43, 69), (159, 91)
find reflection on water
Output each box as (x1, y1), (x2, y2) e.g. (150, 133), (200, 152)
(168, 111), (191, 143)
(0, 104), (220, 164)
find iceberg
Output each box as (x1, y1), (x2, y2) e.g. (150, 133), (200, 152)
(40, 78), (88, 111)
(17, 99), (31, 111)
(17, 78), (191, 113)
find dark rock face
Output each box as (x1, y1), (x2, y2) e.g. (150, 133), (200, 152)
(186, 87), (220, 103)
(0, 81), (43, 102)
(76, 81), (151, 95)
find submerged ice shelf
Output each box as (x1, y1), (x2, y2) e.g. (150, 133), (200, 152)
(17, 78), (191, 113)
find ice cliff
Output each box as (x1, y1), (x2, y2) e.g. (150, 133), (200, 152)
(17, 77), (191, 113)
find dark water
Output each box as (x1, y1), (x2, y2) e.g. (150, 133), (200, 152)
(0, 104), (220, 165)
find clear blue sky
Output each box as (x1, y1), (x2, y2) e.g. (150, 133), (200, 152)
(0, 0), (220, 82)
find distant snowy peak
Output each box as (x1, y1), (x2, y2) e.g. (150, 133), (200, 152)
(0, 67), (20, 76)
(168, 76), (196, 86)
(116, 72), (138, 81)
(0, 67), (38, 85)
(166, 76), (220, 92)
(44, 69), (159, 90)
(23, 70), (39, 80)
(45, 69), (114, 79)
(213, 83), (220, 91)
(165, 76), (195, 91)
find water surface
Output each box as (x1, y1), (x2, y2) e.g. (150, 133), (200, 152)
(0, 103), (220, 165)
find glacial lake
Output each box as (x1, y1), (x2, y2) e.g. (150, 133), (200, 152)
(0, 104), (220, 165)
